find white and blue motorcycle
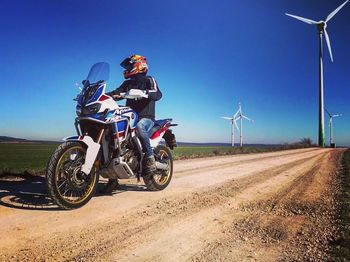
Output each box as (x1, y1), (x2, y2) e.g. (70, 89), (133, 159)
(46, 62), (177, 209)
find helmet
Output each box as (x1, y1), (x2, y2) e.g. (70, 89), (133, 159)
(120, 54), (148, 79)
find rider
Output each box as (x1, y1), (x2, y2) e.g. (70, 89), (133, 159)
(107, 55), (162, 175)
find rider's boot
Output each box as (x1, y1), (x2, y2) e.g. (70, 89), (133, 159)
(144, 155), (157, 175)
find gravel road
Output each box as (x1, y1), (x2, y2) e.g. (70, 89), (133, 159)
(0, 148), (344, 261)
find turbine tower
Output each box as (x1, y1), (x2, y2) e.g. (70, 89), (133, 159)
(325, 109), (342, 147)
(222, 103), (253, 147)
(221, 112), (239, 147)
(286, 0), (349, 147)
(235, 103), (253, 147)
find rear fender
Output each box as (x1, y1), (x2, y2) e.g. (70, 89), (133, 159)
(149, 129), (177, 149)
(64, 135), (101, 175)
(150, 134), (164, 148)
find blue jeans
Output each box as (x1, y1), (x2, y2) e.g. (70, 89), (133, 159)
(136, 118), (155, 158)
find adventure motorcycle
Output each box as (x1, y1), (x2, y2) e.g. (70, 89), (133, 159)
(46, 62), (177, 209)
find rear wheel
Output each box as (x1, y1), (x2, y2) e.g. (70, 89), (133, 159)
(46, 142), (99, 209)
(143, 145), (173, 191)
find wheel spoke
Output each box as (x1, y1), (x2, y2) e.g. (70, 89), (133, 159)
(53, 144), (98, 206)
(63, 184), (70, 196)
(57, 180), (67, 190)
(78, 188), (84, 198)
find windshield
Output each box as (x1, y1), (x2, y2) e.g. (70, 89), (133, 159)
(85, 62), (110, 84)
(78, 62), (110, 106)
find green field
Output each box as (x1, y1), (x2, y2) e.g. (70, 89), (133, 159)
(0, 143), (58, 174)
(0, 142), (309, 175)
(173, 145), (279, 159)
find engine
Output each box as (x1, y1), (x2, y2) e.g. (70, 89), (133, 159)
(121, 148), (139, 173)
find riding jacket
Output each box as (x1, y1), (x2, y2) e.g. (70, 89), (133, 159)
(108, 74), (162, 120)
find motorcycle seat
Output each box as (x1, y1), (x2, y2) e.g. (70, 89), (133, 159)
(148, 119), (172, 137)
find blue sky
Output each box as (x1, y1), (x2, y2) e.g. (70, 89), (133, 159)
(1, 0), (349, 145)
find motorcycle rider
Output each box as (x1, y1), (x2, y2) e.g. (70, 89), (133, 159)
(107, 55), (162, 175)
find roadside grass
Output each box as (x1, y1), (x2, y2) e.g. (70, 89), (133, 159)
(0, 143), (57, 175)
(334, 149), (350, 260)
(173, 144), (312, 159)
(173, 146), (264, 159)
(0, 142), (313, 176)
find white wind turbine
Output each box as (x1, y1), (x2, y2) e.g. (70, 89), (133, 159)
(286, 0), (349, 147)
(325, 109), (342, 147)
(235, 103), (253, 147)
(221, 114), (239, 147)
(221, 103), (253, 147)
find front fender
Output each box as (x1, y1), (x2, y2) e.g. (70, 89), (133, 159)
(64, 135), (100, 175)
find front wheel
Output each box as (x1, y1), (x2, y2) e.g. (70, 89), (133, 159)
(46, 142), (99, 209)
(143, 145), (173, 191)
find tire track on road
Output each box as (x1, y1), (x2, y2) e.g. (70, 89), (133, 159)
(190, 149), (344, 262)
(174, 148), (319, 178)
(69, 153), (325, 261)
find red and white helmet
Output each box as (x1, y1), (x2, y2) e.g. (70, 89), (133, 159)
(120, 54), (148, 79)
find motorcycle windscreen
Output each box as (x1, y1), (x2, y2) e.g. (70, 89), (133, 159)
(85, 62), (110, 85)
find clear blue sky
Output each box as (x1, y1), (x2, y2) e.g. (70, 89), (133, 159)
(1, 0), (349, 145)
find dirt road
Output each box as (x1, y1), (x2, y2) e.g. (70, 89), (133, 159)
(0, 148), (344, 261)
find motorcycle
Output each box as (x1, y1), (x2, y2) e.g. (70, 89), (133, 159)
(46, 62), (177, 209)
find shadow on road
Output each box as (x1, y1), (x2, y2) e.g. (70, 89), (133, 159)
(0, 173), (147, 211)
(0, 173), (57, 210)
(96, 182), (148, 197)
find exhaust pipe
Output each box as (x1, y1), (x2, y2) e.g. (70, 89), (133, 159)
(155, 161), (169, 171)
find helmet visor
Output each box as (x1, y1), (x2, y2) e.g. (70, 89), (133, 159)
(120, 58), (133, 70)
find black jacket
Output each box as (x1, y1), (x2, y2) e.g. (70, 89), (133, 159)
(108, 74), (162, 120)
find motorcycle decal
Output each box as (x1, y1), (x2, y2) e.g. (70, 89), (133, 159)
(106, 111), (115, 118)
(121, 111), (138, 128)
(85, 84), (105, 105)
(150, 122), (171, 139)
(98, 94), (110, 101)
(116, 119), (128, 132)
(117, 108), (133, 115)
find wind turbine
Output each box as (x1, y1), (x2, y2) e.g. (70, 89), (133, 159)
(286, 0), (349, 147)
(325, 109), (342, 147)
(222, 103), (253, 147)
(235, 103), (253, 147)
(221, 113), (239, 147)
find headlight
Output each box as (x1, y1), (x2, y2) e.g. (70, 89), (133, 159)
(76, 105), (82, 116)
(82, 103), (101, 115)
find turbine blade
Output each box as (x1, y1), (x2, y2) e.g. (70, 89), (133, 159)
(221, 117), (233, 120)
(242, 115), (253, 122)
(285, 13), (318, 24)
(333, 114), (342, 117)
(326, 0), (349, 22)
(233, 119), (240, 131)
(325, 108), (332, 117)
(324, 29), (334, 62)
